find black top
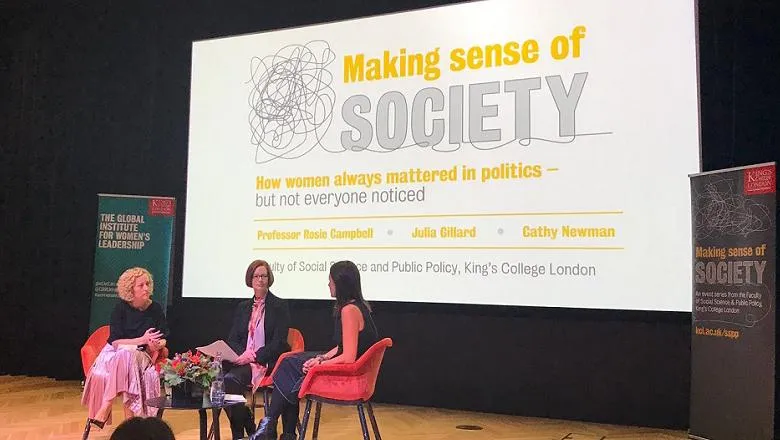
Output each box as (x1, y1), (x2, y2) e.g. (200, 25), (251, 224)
(108, 300), (169, 344)
(226, 291), (291, 369)
(333, 301), (379, 359)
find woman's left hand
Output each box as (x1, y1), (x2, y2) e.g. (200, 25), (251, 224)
(148, 338), (166, 352)
(302, 356), (322, 374)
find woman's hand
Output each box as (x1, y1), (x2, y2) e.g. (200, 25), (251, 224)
(302, 355), (323, 374)
(142, 328), (163, 345)
(148, 338), (166, 352)
(234, 350), (254, 365)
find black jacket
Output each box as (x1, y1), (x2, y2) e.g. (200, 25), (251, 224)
(226, 291), (291, 369)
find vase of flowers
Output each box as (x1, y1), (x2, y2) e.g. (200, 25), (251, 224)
(159, 350), (219, 406)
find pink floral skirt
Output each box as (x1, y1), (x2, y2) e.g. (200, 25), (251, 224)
(81, 344), (161, 423)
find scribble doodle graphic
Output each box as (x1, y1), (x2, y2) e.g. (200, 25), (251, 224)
(248, 40), (336, 163)
(692, 178), (774, 239)
(248, 42), (610, 160)
(353, 131), (614, 155)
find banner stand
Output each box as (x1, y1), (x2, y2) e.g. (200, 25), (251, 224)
(88, 194), (176, 333)
(689, 162), (776, 440)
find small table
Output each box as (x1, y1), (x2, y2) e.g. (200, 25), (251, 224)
(146, 396), (242, 440)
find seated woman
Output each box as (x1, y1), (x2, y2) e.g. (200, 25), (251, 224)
(250, 260), (379, 440)
(82, 267), (169, 428)
(223, 259), (291, 440)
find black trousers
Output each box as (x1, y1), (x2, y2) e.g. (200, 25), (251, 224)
(223, 363), (255, 440)
(272, 352), (319, 404)
(267, 352), (320, 435)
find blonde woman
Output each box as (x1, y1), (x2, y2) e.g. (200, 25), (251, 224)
(82, 267), (169, 429)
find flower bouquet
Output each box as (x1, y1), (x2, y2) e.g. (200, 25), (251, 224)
(158, 350), (219, 405)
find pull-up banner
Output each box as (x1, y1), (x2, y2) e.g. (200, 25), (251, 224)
(88, 194), (176, 333)
(689, 162), (776, 440)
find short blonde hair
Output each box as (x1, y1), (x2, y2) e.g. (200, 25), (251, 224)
(117, 267), (154, 301)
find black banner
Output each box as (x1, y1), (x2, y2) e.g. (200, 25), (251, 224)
(689, 163), (776, 440)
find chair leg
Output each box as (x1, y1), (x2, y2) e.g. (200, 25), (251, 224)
(82, 418), (91, 440)
(365, 401), (382, 440)
(356, 403), (370, 440)
(263, 388), (270, 417)
(298, 399), (313, 440)
(138, 365), (148, 415)
(250, 390), (256, 421)
(312, 402), (322, 440)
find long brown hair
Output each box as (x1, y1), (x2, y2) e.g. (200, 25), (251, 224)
(330, 260), (371, 316)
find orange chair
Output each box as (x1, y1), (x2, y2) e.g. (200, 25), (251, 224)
(81, 325), (111, 377)
(80, 325), (169, 377)
(250, 328), (305, 419)
(80, 325), (169, 440)
(297, 338), (393, 440)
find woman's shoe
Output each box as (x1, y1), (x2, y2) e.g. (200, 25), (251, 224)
(248, 417), (277, 440)
(87, 418), (106, 429)
(243, 407), (257, 435)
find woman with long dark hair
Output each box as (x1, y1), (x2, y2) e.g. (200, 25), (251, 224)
(250, 260), (379, 440)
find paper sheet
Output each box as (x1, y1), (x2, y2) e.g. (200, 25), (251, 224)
(196, 340), (239, 363)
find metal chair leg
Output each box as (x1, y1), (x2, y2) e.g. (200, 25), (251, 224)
(298, 399), (313, 440)
(365, 401), (381, 440)
(249, 390), (256, 421)
(312, 401), (322, 440)
(82, 419), (91, 440)
(138, 365), (148, 415)
(356, 402), (370, 440)
(263, 388), (270, 417)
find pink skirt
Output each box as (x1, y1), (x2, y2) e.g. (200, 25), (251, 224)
(81, 344), (161, 422)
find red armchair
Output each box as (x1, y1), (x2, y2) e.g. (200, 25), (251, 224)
(297, 338), (393, 440)
(250, 328), (305, 419)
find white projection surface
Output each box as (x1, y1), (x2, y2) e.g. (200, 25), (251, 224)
(183, 0), (700, 311)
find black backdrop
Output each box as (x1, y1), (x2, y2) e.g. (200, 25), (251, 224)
(0, 0), (777, 430)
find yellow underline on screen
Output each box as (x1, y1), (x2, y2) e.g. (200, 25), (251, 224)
(253, 211), (623, 222)
(546, 168), (559, 171)
(252, 246), (624, 251)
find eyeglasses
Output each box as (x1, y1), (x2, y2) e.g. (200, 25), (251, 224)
(253, 274), (269, 279)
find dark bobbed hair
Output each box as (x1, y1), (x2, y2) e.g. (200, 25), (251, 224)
(109, 417), (175, 440)
(245, 259), (274, 288)
(330, 260), (371, 315)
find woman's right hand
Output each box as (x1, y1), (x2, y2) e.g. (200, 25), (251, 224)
(234, 350), (254, 365)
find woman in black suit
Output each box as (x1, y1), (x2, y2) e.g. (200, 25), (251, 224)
(223, 259), (291, 440)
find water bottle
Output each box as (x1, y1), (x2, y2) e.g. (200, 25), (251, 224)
(210, 352), (225, 406)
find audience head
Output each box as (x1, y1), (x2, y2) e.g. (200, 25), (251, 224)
(109, 416), (175, 440)
(116, 267), (154, 302)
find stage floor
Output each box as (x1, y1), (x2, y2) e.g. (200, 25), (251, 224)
(0, 376), (687, 439)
